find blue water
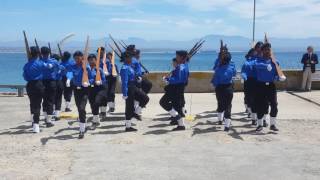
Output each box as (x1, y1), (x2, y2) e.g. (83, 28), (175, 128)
(0, 51), (306, 85)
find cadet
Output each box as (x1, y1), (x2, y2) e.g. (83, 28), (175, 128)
(160, 58), (179, 124)
(120, 51), (150, 132)
(163, 51), (189, 131)
(66, 51), (90, 139)
(87, 54), (107, 127)
(253, 43), (286, 132)
(99, 49), (119, 115)
(134, 49), (153, 94)
(40, 46), (59, 127)
(52, 54), (65, 121)
(211, 45), (236, 132)
(60, 51), (75, 112)
(23, 46), (48, 133)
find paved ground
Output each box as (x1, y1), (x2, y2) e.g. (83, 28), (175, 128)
(0, 91), (320, 180)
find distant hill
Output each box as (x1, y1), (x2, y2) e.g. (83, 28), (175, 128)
(0, 34), (319, 52)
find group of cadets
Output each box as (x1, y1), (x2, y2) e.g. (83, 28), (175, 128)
(23, 39), (286, 139)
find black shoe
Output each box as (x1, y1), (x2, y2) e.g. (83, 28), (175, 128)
(65, 108), (72, 112)
(108, 108), (115, 113)
(134, 113), (142, 121)
(168, 116), (174, 121)
(256, 126), (263, 132)
(247, 113), (251, 118)
(100, 112), (106, 118)
(224, 127), (230, 132)
(172, 126), (186, 131)
(251, 120), (257, 126)
(170, 120), (178, 126)
(78, 132), (85, 139)
(263, 120), (268, 127)
(54, 117), (60, 121)
(270, 125), (279, 132)
(125, 127), (138, 132)
(46, 122), (54, 128)
(218, 121), (223, 125)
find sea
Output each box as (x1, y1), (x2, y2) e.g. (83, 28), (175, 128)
(0, 51), (308, 86)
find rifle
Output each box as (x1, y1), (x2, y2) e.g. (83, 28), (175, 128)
(264, 33), (286, 79)
(187, 39), (205, 61)
(109, 34), (123, 55)
(95, 47), (102, 83)
(34, 38), (42, 59)
(48, 42), (52, 57)
(82, 36), (90, 86)
(57, 43), (63, 58)
(108, 44), (121, 58)
(102, 46), (109, 75)
(111, 51), (118, 76)
(23, 31), (31, 60)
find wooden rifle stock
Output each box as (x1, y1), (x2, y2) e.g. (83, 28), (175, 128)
(111, 51), (118, 76)
(264, 33), (285, 78)
(34, 38), (42, 59)
(95, 47), (102, 83)
(23, 31), (31, 60)
(82, 36), (90, 85)
(102, 50), (108, 75)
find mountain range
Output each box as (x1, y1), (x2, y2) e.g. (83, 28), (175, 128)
(0, 34), (319, 52)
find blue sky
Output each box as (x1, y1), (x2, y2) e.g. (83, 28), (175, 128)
(1, 0), (320, 41)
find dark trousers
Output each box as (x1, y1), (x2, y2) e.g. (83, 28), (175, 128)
(26, 80), (44, 124)
(62, 77), (73, 102)
(106, 76), (117, 103)
(42, 80), (57, 115)
(55, 80), (64, 111)
(141, 77), (153, 94)
(244, 78), (257, 113)
(125, 85), (149, 120)
(215, 84), (233, 119)
(88, 85), (108, 115)
(160, 85), (174, 111)
(74, 87), (88, 123)
(171, 84), (185, 117)
(255, 82), (278, 119)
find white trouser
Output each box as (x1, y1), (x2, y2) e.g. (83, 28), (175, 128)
(301, 67), (313, 91)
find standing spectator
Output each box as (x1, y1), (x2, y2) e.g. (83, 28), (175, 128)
(301, 46), (318, 91)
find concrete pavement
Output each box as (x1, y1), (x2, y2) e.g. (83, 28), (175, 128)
(0, 92), (320, 180)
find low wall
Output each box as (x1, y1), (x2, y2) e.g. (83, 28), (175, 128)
(115, 70), (320, 93)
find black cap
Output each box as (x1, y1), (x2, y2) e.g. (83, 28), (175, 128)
(40, 46), (50, 55)
(126, 45), (136, 51)
(255, 41), (264, 49)
(51, 54), (60, 60)
(88, 54), (97, 59)
(73, 51), (83, 58)
(262, 43), (272, 50)
(63, 51), (71, 60)
(30, 46), (39, 58)
(176, 50), (188, 57)
(172, 58), (177, 62)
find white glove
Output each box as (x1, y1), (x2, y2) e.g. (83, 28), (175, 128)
(279, 75), (287, 82)
(267, 64), (272, 72)
(82, 82), (89, 87)
(164, 80), (169, 85)
(66, 79), (71, 87)
(112, 74), (118, 78)
(104, 71), (109, 76)
(122, 96), (128, 100)
(241, 79), (244, 84)
(137, 77), (142, 83)
(162, 76), (167, 81)
(96, 81), (102, 86)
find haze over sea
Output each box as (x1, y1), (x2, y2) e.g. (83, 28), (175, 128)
(0, 50), (308, 85)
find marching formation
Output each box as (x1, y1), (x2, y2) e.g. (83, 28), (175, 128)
(22, 31), (286, 139)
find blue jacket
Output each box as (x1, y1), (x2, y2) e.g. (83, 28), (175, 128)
(88, 67), (107, 85)
(106, 60), (119, 75)
(166, 63), (188, 85)
(253, 57), (279, 83)
(55, 65), (66, 81)
(213, 58), (220, 70)
(60, 59), (75, 77)
(66, 64), (91, 87)
(241, 58), (256, 81)
(131, 57), (143, 77)
(120, 63), (136, 97)
(23, 58), (47, 81)
(41, 57), (60, 80)
(212, 62), (237, 87)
